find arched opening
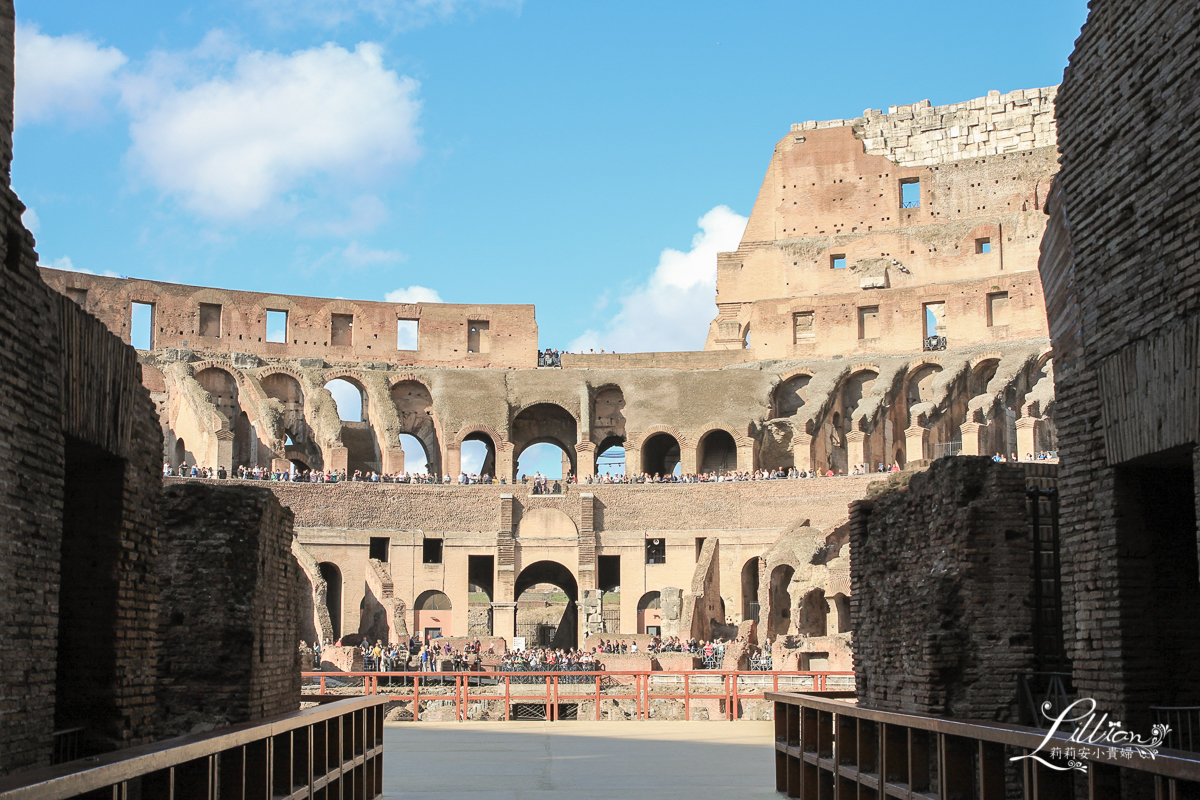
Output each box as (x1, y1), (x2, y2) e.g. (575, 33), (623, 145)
(767, 564), (795, 639)
(798, 589), (828, 636)
(823, 370), (878, 474)
(741, 558), (760, 624)
(318, 562), (343, 640)
(641, 432), (681, 477)
(262, 373), (320, 469)
(637, 591), (662, 634)
(461, 432), (497, 479)
(325, 377), (380, 475)
(830, 593), (851, 634)
(697, 429), (737, 474)
(414, 590), (452, 642)
(517, 440), (571, 480)
(774, 374), (811, 418)
(195, 367), (251, 468)
(174, 437), (187, 468)
(390, 380), (441, 476)
(514, 561), (579, 650)
(468, 555), (495, 636)
(906, 364), (942, 409)
(894, 448), (905, 469)
(969, 359), (1000, 397)
(234, 411), (253, 469)
(511, 403), (577, 480)
(595, 435), (626, 478)
(398, 433), (429, 475)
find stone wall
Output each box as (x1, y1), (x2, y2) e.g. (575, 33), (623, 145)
(155, 484), (300, 736)
(1040, 0), (1200, 734)
(850, 457), (1036, 720)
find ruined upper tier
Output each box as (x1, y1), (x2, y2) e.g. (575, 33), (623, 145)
(709, 87), (1058, 359)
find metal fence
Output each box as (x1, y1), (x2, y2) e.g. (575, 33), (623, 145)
(304, 671), (853, 722)
(0, 696), (388, 800)
(1153, 706), (1200, 753)
(770, 691), (1200, 799)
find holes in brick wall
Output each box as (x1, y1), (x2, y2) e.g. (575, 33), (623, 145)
(831, 254), (847, 270)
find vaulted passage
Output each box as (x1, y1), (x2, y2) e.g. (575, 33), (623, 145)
(641, 432), (680, 477)
(515, 561), (579, 650)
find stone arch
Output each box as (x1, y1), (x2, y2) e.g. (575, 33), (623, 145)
(319, 562), (343, 639)
(390, 378), (442, 476)
(741, 557), (760, 624)
(414, 590), (453, 641)
(829, 592), (851, 634)
(798, 588), (828, 636)
(141, 363), (166, 394)
(631, 424), (689, 450)
(969, 356), (1001, 396)
(194, 366), (253, 469)
(514, 560), (580, 650)
(696, 428), (738, 473)
(640, 431), (682, 477)
(591, 385), (627, 460)
(817, 368), (879, 474)
(773, 371), (813, 418)
(767, 564), (795, 639)
(637, 590), (662, 634)
(174, 437), (188, 468)
(457, 424), (503, 479)
(511, 403), (578, 480)
(260, 370), (320, 469)
(516, 508), (578, 539)
(323, 373), (380, 474)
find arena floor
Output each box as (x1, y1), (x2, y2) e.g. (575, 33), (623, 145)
(383, 720), (778, 798)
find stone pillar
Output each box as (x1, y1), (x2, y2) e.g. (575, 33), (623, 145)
(578, 493), (597, 593)
(383, 447), (405, 474)
(792, 431), (812, 472)
(680, 444), (698, 475)
(444, 442), (460, 481)
(959, 422), (985, 456)
(578, 591), (603, 648)
(575, 441), (596, 480)
(327, 445), (349, 473)
(497, 443), (514, 482)
(1015, 416), (1041, 459)
(904, 424), (928, 464)
(215, 429), (234, 472)
(624, 445), (640, 478)
(846, 430), (866, 469)
(737, 442), (755, 473)
(491, 602), (517, 644)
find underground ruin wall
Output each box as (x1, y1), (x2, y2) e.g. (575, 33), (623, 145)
(849, 457), (1038, 720)
(155, 483), (301, 736)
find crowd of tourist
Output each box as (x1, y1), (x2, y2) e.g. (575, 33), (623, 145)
(537, 349), (563, 368)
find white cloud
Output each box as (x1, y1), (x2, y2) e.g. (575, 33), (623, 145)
(15, 23), (127, 126)
(343, 241), (405, 267)
(21, 207), (39, 234)
(570, 205), (747, 353)
(385, 285), (442, 303)
(248, 0), (522, 30)
(124, 42), (421, 220)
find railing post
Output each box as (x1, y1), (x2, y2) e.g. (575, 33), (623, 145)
(684, 673), (690, 721)
(545, 674), (552, 722)
(505, 675), (511, 721)
(413, 674), (421, 722)
(731, 671), (739, 721)
(595, 673), (601, 721)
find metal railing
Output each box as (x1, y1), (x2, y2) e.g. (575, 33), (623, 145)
(0, 696), (387, 800)
(305, 670), (854, 722)
(922, 335), (947, 351)
(770, 691), (1200, 798)
(49, 728), (84, 766)
(1153, 707), (1200, 753)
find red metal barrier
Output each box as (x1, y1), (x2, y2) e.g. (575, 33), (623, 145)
(302, 670), (854, 722)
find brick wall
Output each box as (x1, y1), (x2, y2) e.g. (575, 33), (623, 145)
(850, 457), (1036, 720)
(1040, 0), (1200, 732)
(155, 483), (300, 736)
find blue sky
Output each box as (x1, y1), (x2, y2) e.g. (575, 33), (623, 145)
(17, 0), (1089, 475)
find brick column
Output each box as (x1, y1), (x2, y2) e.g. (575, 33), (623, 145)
(327, 445), (348, 473)
(737, 442), (755, 472)
(959, 422), (986, 456)
(497, 442), (514, 482)
(577, 494), (597, 593)
(792, 431), (812, 472)
(215, 429), (234, 472)
(904, 424), (928, 464)
(383, 447), (405, 474)
(496, 494), (515, 602)
(846, 430), (867, 469)
(491, 602), (517, 644)
(575, 440), (596, 479)
(680, 444), (698, 475)
(444, 442), (460, 481)
(624, 444), (640, 477)
(1015, 416), (1041, 459)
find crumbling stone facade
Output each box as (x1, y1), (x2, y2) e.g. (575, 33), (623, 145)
(1039, 0), (1200, 737)
(155, 484), (300, 736)
(849, 458), (1042, 719)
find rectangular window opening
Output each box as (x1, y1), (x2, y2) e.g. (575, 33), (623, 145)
(467, 320), (490, 355)
(198, 302), (222, 338)
(646, 538), (666, 565)
(695, 537), (706, 560)
(131, 302), (154, 351)
(830, 254), (847, 270)
(330, 313), (354, 346)
(900, 178), (920, 208)
(369, 537), (390, 562)
(923, 302), (945, 339)
(397, 319), (419, 351)
(266, 310), (288, 344)
(423, 538), (443, 564)
(987, 292), (1010, 327)
(975, 237), (992, 254)
(792, 311), (815, 343)
(858, 306), (880, 340)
